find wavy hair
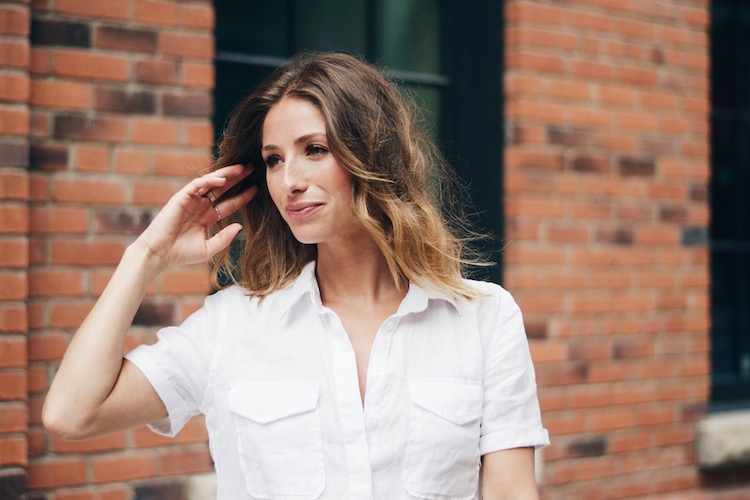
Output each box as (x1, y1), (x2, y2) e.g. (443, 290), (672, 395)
(210, 52), (485, 299)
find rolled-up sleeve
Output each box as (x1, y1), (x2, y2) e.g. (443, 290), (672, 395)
(125, 294), (219, 437)
(479, 289), (550, 455)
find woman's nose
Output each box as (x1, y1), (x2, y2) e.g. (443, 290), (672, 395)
(282, 156), (307, 193)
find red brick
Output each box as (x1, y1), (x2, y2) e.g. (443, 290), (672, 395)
(0, 370), (26, 399)
(0, 435), (27, 466)
(51, 432), (127, 454)
(27, 363), (47, 392)
(529, 340), (567, 364)
(74, 144), (110, 172)
(30, 47), (51, 75)
(52, 178), (126, 205)
(49, 300), (95, 328)
(50, 239), (125, 266)
(0, 6), (29, 36)
(153, 150), (210, 176)
(28, 269), (85, 297)
(0, 304), (27, 333)
(27, 457), (87, 489)
(0, 170), (30, 199)
(182, 3), (214, 30)
(0, 72), (30, 102)
(114, 148), (150, 174)
(54, 114), (128, 143)
(0, 40), (29, 68)
(131, 117), (179, 146)
(0, 271), (27, 301)
(0, 402), (27, 433)
(92, 452), (157, 483)
(131, 179), (175, 206)
(134, 0), (179, 27)
(135, 60), (177, 85)
(30, 79), (90, 109)
(54, 49), (129, 82)
(160, 266), (211, 294)
(0, 336), (25, 368)
(160, 31), (214, 59)
(184, 121), (213, 147)
(161, 446), (212, 475)
(56, 0), (129, 20)
(30, 206), (88, 234)
(0, 107), (29, 136)
(0, 238), (29, 268)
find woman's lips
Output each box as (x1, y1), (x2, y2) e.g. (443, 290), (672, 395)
(286, 202), (323, 220)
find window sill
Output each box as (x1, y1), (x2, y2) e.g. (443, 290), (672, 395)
(697, 409), (750, 469)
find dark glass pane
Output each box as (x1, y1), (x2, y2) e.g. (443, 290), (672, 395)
(710, 118), (737, 240)
(215, 0), (288, 56)
(711, 0), (735, 109)
(378, 0), (440, 74)
(710, 0), (750, 405)
(404, 84), (441, 141)
(295, 0), (366, 54)
(214, 62), (275, 141)
(711, 251), (739, 376)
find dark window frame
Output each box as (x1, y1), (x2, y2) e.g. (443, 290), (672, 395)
(709, 0), (750, 407)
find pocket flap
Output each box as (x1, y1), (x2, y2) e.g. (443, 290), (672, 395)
(228, 381), (320, 424)
(410, 379), (483, 425)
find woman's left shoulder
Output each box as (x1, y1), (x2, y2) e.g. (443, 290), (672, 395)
(460, 278), (516, 309)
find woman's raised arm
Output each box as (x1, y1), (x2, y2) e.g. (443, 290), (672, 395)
(43, 164), (256, 440)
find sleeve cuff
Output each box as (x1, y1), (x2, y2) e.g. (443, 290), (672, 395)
(125, 346), (194, 437)
(480, 426), (550, 455)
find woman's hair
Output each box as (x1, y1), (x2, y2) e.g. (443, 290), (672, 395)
(210, 52), (485, 299)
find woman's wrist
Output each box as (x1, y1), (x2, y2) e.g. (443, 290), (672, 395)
(125, 239), (169, 282)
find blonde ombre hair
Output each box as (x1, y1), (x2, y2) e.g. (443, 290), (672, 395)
(210, 52), (485, 299)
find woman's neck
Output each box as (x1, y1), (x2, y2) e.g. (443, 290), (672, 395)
(315, 237), (405, 307)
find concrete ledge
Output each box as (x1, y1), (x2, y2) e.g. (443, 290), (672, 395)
(186, 472), (217, 500)
(696, 410), (750, 469)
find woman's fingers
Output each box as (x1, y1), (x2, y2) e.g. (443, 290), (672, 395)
(195, 164), (254, 199)
(205, 223), (244, 257)
(212, 184), (259, 222)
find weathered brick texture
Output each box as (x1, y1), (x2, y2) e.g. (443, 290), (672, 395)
(18, 0), (216, 496)
(1, 0), (746, 498)
(504, 0), (720, 498)
(0, 1), (31, 497)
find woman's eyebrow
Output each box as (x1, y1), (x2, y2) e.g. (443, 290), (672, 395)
(262, 133), (327, 152)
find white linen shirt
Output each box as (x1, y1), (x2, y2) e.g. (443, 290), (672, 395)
(125, 262), (549, 500)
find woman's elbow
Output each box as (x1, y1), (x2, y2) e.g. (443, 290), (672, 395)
(42, 399), (96, 441)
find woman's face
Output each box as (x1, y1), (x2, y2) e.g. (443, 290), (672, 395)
(262, 96), (361, 246)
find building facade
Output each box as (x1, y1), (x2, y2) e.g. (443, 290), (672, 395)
(0, 0), (748, 498)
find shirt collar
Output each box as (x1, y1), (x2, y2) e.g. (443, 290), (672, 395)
(278, 261), (320, 319)
(277, 261), (462, 319)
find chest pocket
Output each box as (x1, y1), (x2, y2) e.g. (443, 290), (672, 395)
(404, 378), (483, 499)
(228, 381), (325, 499)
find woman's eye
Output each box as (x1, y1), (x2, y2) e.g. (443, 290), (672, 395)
(263, 155), (282, 168)
(306, 144), (328, 156)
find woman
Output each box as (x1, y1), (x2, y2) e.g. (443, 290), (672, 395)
(44, 52), (549, 499)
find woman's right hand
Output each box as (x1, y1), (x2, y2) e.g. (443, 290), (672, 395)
(134, 163), (258, 271)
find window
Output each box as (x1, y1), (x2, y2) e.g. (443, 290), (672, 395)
(213, 0), (505, 282)
(710, 0), (750, 405)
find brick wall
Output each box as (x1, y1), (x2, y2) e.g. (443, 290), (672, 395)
(0, 0), (31, 497)
(6, 0), (216, 497)
(503, 0), (717, 498)
(1, 0), (745, 498)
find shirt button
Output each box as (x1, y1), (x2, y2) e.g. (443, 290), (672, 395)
(368, 418), (379, 428)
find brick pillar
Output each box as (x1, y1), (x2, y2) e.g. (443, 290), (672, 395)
(0, 1), (31, 497)
(25, 0), (216, 496)
(504, 1), (710, 498)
